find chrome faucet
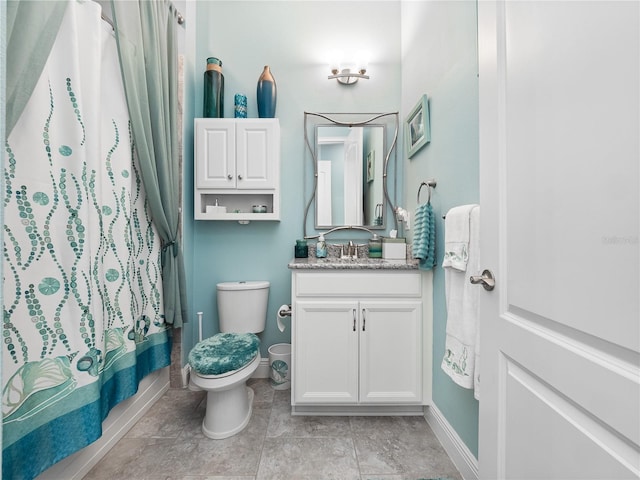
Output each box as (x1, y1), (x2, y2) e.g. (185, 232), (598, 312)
(341, 241), (357, 259)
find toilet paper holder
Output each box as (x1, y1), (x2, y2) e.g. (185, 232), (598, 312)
(278, 304), (292, 317)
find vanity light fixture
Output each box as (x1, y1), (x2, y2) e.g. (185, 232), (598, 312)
(328, 66), (369, 85)
(328, 54), (370, 85)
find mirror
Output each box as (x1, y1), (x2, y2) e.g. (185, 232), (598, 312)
(303, 112), (399, 237)
(315, 125), (384, 227)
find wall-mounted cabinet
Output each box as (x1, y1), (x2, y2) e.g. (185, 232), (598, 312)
(194, 118), (280, 220)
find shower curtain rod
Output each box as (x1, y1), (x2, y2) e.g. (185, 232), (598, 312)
(101, 4), (185, 30)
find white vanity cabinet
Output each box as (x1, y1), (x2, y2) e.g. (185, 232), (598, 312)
(291, 270), (424, 413)
(194, 118), (280, 220)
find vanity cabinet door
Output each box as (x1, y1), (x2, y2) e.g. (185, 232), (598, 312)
(293, 300), (359, 404)
(195, 119), (236, 189)
(359, 301), (423, 403)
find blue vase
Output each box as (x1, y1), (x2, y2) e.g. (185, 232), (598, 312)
(257, 65), (277, 118)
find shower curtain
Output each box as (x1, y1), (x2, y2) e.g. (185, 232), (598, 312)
(2, 2), (171, 479)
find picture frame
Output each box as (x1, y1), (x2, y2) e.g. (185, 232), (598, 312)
(366, 151), (375, 183)
(405, 94), (431, 158)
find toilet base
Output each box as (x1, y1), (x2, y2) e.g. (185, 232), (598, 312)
(202, 384), (255, 439)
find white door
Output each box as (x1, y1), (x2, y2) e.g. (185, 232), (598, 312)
(343, 127), (363, 225)
(477, 2), (639, 479)
(359, 301), (423, 403)
(317, 160), (333, 226)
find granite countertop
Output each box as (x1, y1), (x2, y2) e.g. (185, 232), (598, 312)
(288, 257), (420, 270)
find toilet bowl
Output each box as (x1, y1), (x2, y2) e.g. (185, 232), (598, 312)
(188, 281), (269, 439)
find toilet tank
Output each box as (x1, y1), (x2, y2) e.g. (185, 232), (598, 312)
(217, 281), (270, 333)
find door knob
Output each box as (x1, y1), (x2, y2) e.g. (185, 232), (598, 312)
(470, 269), (495, 291)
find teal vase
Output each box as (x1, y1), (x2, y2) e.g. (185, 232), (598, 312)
(257, 65), (277, 118)
(203, 57), (224, 118)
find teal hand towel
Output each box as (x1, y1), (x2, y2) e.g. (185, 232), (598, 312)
(412, 203), (436, 269)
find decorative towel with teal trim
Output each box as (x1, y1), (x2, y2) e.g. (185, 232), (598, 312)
(412, 202), (436, 268)
(442, 204), (477, 271)
(189, 333), (260, 376)
(441, 205), (481, 398)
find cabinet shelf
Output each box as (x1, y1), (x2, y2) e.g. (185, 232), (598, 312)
(198, 212), (280, 221)
(195, 192), (279, 221)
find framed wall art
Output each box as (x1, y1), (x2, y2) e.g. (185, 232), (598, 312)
(405, 94), (431, 158)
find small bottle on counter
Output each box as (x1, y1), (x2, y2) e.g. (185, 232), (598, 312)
(316, 234), (327, 258)
(368, 234), (382, 258)
(295, 239), (308, 258)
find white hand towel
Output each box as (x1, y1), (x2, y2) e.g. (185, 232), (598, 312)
(442, 205), (480, 392)
(442, 204), (478, 271)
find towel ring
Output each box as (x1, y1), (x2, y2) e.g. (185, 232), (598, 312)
(417, 179), (437, 204)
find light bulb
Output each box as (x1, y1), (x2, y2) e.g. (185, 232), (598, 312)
(356, 51), (370, 74)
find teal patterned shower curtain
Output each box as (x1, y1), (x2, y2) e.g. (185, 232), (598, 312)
(2, 2), (171, 479)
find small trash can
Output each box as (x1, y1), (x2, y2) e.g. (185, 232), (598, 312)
(268, 343), (291, 390)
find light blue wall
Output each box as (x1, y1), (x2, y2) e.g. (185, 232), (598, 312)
(401, 1), (480, 458)
(182, 0), (479, 460)
(184, 1), (401, 358)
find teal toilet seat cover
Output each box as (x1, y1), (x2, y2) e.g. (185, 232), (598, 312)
(189, 333), (260, 376)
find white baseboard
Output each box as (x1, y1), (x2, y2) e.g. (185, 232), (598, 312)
(292, 404), (425, 416)
(37, 367), (170, 480)
(253, 357), (270, 378)
(424, 403), (479, 480)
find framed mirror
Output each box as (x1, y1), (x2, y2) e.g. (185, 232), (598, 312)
(303, 112), (399, 237)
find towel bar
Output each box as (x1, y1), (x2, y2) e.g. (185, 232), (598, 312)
(417, 179), (437, 204)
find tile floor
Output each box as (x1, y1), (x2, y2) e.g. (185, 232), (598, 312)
(84, 379), (462, 480)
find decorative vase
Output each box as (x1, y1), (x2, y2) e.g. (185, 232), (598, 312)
(256, 65), (277, 118)
(203, 57), (224, 118)
(234, 93), (247, 118)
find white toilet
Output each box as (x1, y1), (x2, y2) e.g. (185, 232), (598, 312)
(188, 280), (269, 439)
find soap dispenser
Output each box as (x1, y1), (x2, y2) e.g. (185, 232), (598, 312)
(316, 234), (327, 258)
(295, 239), (308, 258)
(368, 234), (382, 258)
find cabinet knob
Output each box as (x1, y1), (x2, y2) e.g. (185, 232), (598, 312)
(238, 174), (243, 180)
(227, 174), (233, 180)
